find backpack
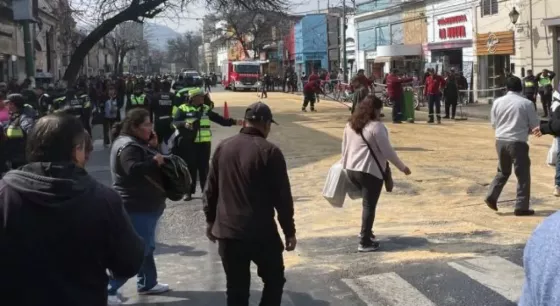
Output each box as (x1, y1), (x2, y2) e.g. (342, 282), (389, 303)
(160, 154), (191, 201)
(117, 142), (191, 201)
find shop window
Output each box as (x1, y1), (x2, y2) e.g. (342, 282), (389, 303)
(481, 0), (498, 17)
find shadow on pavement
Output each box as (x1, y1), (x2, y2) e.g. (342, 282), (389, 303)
(299, 231), (525, 261)
(496, 209), (557, 217)
(127, 290), (331, 305)
(155, 243), (208, 257)
(394, 146), (434, 152)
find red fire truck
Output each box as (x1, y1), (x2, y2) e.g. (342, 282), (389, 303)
(222, 60), (262, 91)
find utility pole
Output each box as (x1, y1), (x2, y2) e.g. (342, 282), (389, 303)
(342, 0), (348, 82)
(22, 19), (35, 82)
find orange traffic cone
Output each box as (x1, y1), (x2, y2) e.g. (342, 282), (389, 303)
(223, 101), (229, 119)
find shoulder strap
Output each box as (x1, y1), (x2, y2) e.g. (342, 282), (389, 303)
(360, 131), (387, 180)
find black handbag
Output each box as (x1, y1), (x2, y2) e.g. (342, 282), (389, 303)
(360, 131), (394, 192)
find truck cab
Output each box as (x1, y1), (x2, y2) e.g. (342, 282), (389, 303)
(222, 61), (262, 91)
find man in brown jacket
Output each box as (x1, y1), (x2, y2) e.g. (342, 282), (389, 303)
(203, 102), (296, 306)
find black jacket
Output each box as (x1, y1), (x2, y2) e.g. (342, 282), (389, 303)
(541, 96), (560, 136)
(203, 127), (295, 243)
(0, 163), (144, 306)
(111, 135), (167, 213)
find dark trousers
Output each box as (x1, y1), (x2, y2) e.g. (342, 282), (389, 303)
(154, 119), (174, 145)
(218, 239), (286, 306)
(103, 118), (117, 145)
(486, 141), (531, 210)
(391, 96), (403, 122)
(261, 86), (268, 98)
(444, 96), (458, 118)
(540, 92), (552, 117)
(428, 94), (441, 121)
(346, 170), (384, 245)
(187, 142), (211, 195)
(302, 92), (316, 110)
(205, 84), (212, 92)
(525, 94), (537, 111)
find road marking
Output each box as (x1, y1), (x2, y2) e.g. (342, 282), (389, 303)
(343, 272), (436, 306)
(448, 256), (524, 302)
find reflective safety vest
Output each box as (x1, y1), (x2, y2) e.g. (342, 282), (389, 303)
(130, 94), (146, 105)
(539, 77), (552, 87)
(176, 87), (197, 98)
(178, 104), (212, 143)
(79, 94), (92, 108)
(524, 81), (535, 88)
(6, 124), (24, 139)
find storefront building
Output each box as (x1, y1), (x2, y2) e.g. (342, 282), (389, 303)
(294, 14), (328, 75)
(475, 31), (515, 98)
(355, 0), (424, 79)
(282, 25), (296, 69)
(425, 0), (474, 73)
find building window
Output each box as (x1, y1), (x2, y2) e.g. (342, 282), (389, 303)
(481, 0), (498, 17)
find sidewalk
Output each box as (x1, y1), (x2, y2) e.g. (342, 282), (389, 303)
(283, 90), (548, 121)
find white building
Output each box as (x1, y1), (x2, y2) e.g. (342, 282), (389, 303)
(341, 15), (357, 79)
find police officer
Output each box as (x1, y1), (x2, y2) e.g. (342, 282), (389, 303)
(151, 80), (175, 150)
(127, 84), (150, 113)
(2, 94), (36, 169)
(536, 69), (556, 117)
(172, 88), (242, 201)
(76, 84), (93, 135)
(52, 88), (85, 119)
(172, 77), (199, 117)
(35, 86), (53, 117)
(523, 69), (538, 111)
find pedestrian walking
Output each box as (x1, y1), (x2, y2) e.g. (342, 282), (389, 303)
(0, 113), (144, 306)
(537, 92), (560, 196)
(302, 79), (322, 112)
(103, 86), (120, 147)
(485, 76), (541, 216)
(108, 108), (170, 305)
(536, 69), (556, 117)
(341, 95), (411, 252)
(203, 102), (296, 306)
(350, 69), (373, 114)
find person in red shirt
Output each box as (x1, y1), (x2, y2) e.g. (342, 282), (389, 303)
(424, 68), (446, 123)
(302, 79), (323, 112)
(385, 68), (413, 123)
(350, 69), (373, 113)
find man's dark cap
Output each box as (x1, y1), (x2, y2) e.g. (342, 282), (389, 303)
(244, 102), (278, 125)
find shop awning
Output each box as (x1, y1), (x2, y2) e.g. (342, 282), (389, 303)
(543, 17), (560, 27)
(375, 56), (403, 63)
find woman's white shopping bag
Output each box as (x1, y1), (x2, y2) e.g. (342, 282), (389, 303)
(547, 138), (558, 166)
(322, 163), (348, 207)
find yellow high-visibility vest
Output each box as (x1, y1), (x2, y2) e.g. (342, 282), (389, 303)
(178, 104), (212, 143)
(131, 94), (146, 105)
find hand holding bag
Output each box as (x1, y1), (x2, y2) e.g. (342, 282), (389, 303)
(360, 132), (394, 192)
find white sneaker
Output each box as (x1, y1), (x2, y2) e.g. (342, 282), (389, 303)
(139, 283), (170, 295)
(107, 295), (122, 306)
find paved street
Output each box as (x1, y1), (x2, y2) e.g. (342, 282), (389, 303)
(86, 89), (560, 305)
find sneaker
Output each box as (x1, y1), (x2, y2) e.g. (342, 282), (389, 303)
(183, 194), (192, 201)
(554, 186), (560, 197)
(358, 241), (380, 252)
(302, 108), (307, 112)
(514, 209), (535, 216)
(311, 108), (316, 112)
(107, 295), (122, 306)
(139, 283), (170, 295)
(358, 232), (377, 240)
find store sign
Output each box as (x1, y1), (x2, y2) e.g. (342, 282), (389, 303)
(434, 14), (469, 41)
(475, 31), (515, 56)
(438, 14), (467, 40)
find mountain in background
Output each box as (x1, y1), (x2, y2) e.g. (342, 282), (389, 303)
(145, 23), (182, 51)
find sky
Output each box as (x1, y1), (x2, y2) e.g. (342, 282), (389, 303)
(150, 0), (333, 34)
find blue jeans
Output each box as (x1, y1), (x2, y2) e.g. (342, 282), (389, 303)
(108, 209), (163, 295)
(556, 137), (560, 186)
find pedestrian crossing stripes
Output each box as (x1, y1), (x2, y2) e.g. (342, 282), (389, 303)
(342, 255), (525, 306)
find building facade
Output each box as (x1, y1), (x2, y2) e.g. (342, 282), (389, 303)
(342, 15), (357, 79)
(294, 14), (328, 75)
(355, 0), (423, 78)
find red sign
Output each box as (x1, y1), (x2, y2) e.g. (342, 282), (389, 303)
(439, 26), (467, 40)
(438, 15), (467, 26)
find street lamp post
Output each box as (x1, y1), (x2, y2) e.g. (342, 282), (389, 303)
(510, 5), (533, 70)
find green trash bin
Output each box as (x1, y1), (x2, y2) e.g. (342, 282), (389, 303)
(403, 89), (415, 123)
